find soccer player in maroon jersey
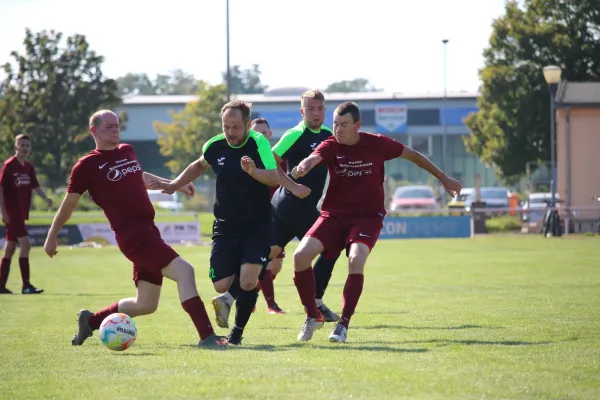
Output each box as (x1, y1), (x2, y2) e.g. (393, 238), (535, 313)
(0, 134), (52, 295)
(291, 102), (462, 342)
(43, 110), (226, 348)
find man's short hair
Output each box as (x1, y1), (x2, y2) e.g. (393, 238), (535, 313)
(334, 102), (361, 123)
(251, 117), (270, 129)
(301, 89), (325, 107)
(221, 101), (251, 122)
(15, 134), (32, 144)
(89, 110), (116, 128)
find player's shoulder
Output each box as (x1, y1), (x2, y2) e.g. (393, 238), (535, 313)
(248, 129), (269, 145)
(320, 124), (333, 134)
(202, 133), (227, 154)
(360, 131), (393, 143)
(118, 143), (134, 152)
(3, 155), (17, 165)
(279, 122), (306, 138)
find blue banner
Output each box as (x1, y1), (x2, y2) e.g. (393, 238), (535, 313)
(379, 215), (472, 239)
(257, 110), (333, 130)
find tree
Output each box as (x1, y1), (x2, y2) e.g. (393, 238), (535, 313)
(325, 78), (382, 93)
(463, 0), (600, 183)
(0, 29), (126, 187)
(116, 69), (199, 96)
(153, 82), (226, 174)
(223, 64), (268, 94)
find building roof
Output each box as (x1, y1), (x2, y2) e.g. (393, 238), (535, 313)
(122, 90), (480, 106)
(556, 81), (600, 106)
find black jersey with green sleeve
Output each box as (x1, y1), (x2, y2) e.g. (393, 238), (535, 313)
(271, 122), (332, 210)
(203, 130), (277, 234)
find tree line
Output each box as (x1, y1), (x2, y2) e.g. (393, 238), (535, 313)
(1, 0), (598, 187)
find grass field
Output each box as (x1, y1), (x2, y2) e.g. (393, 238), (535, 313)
(1, 236), (599, 399)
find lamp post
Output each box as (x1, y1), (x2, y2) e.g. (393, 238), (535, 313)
(542, 65), (562, 208)
(225, 0), (231, 102)
(442, 39), (448, 203)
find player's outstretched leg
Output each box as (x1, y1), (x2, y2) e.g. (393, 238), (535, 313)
(227, 263), (261, 346)
(329, 243), (368, 343)
(17, 236), (43, 294)
(212, 275), (240, 329)
(162, 257), (227, 348)
(293, 237), (325, 342)
(259, 247), (285, 314)
(313, 252), (340, 322)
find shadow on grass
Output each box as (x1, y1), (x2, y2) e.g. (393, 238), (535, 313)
(114, 352), (156, 356)
(44, 293), (125, 297)
(353, 324), (503, 330)
(180, 343), (427, 353)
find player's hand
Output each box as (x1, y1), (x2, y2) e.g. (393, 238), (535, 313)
(147, 179), (176, 195)
(1, 213), (9, 225)
(441, 176), (462, 198)
(44, 237), (58, 258)
(290, 183), (311, 199)
(45, 198), (53, 207)
(178, 182), (195, 198)
(240, 156), (257, 176)
(291, 162), (309, 179)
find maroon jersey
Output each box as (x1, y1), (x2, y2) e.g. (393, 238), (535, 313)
(67, 144), (155, 249)
(269, 160), (287, 198)
(0, 156), (40, 220)
(313, 132), (404, 217)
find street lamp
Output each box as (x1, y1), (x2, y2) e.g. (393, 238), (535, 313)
(225, 0), (231, 102)
(542, 65), (562, 208)
(441, 39), (448, 203)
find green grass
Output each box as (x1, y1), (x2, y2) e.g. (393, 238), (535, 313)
(1, 236), (599, 399)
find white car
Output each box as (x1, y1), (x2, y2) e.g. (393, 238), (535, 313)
(147, 190), (183, 212)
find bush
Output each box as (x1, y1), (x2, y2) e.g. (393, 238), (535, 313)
(181, 192), (211, 212)
(486, 215), (522, 233)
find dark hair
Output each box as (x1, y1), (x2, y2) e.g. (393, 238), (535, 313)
(15, 134), (32, 144)
(251, 117), (270, 129)
(221, 101), (251, 122)
(334, 101), (361, 123)
(301, 89), (325, 107)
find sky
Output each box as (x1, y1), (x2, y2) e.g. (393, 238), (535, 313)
(0, 0), (508, 94)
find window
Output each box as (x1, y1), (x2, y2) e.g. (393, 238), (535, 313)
(408, 135), (432, 157)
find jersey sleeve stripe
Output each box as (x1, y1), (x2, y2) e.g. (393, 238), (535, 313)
(202, 133), (226, 154)
(272, 122), (304, 158)
(252, 132), (277, 170)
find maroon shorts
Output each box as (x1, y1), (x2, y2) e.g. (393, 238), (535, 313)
(5, 218), (28, 241)
(306, 214), (384, 258)
(120, 229), (179, 286)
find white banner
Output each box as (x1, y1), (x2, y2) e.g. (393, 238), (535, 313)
(77, 222), (201, 245)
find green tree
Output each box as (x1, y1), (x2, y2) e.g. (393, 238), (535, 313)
(153, 82), (226, 174)
(224, 64), (268, 94)
(0, 29), (126, 187)
(325, 78), (381, 93)
(116, 69), (198, 96)
(463, 0), (600, 183)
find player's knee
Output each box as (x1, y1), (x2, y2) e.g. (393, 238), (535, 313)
(348, 244), (369, 274)
(3, 243), (16, 258)
(213, 280), (230, 293)
(136, 299), (159, 315)
(239, 276), (257, 291)
(293, 247), (314, 271)
(270, 262), (283, 276)
(269, 246), (282, 259)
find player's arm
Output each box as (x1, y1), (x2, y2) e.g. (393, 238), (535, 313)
(291, 154), (323, 179)
(273, 154), (311, 198)
(400, 147), (462, 196)
(147, 156), (211, 194)
(44, 192), (81, 257)
(242, 134), (279, 187)
(142, 171), (195, 197)
(0, 190), (7, 224)
(33, 187), (52, 207)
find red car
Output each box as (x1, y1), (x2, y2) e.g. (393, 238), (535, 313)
(389, 185), (439, 211)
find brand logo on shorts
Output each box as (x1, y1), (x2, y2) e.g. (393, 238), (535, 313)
(359, 233), (370, 237)
(209, 267), (216, 279)
(261, 257), (267, 262)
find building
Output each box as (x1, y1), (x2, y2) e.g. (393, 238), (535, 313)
(555, 81), (600, 219)
(117, 89), (500, 188)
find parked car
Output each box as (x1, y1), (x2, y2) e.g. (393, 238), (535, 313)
(389, 185), (439, 211)
(447, 188), (474, 213)
(147, 190), (183, 212)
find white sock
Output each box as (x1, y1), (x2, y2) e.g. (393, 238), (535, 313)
(221, 292), (234, 307)
(316, 298), (324, 307)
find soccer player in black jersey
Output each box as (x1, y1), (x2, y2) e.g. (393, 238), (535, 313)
(149, 101), (278, 345)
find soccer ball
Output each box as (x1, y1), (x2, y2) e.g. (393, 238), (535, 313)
(98, 313), (137, 351)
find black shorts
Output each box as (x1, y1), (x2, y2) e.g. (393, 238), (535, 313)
(209, 231), (271, 283)
(270, 207), (320, 248)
